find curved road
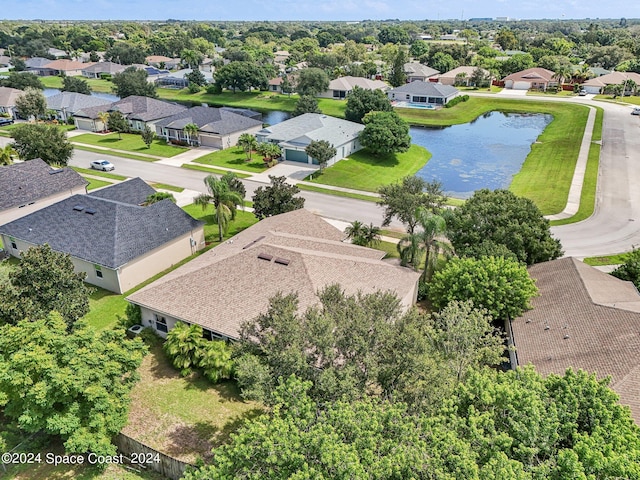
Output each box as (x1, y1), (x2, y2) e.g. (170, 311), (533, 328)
(2, 95), (638, 256)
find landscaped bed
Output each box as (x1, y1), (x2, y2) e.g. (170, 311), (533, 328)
(72, 133), (188, 158)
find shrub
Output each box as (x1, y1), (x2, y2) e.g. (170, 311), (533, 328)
(444, 95), (470, 108)
(99, 73), (112, 81)
(66, 116), (75, 125)
(206, 83), (222, 94)
(139, 327), (162, 347)
(188, 83), (202, 94)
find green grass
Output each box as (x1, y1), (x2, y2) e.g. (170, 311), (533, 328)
(74, 144), (162, 162)
(70, 166), (127, 180)
(306, 144), (431, 192)
(149, 183), (185, 192)
(380, 229), (407, 239)
(296, 183), (379, 202)
(376, 240), (400, 259)
(123, 346), (263, 463)
(85, 177), (112, 190)
(182, 204), (258, 243)
(0, 122), (77, 136)
(593, 94), (640, 106)
(550, 107), (603, 226)
(526, 90), (576, 97)
(583, 253), (629, 266)
(181, 163), (252, 178)
(194, 147), (269, 173)
(72, 132), (188, 158)
(40, 75), (115, 94)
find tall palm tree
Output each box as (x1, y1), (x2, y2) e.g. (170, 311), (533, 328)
(237, 133), (257, 161)
(345, 220), (365, 245)
(552, 65), (572, 90)
(194, 174), (243, 242)
(97, 111), (109, 133)
(0, 144), (16, 165)
(183, 122), (199, 146)
(397, 208), (450, 282)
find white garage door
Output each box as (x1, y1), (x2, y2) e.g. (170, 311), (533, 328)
(200, 135), (223, 148)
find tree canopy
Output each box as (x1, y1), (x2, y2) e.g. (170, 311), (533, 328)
(304, 139), (335, 170)
(15, 87), (47, 120)
(0, 313), (146, 457)
(10, 124), (74, 166)
(251, 175), (305, 220)
(0, 244), (92, 329)
(0, 72), (43, 90)
(111, 66), (158, 98)
(359, 111), (411, 155)
(61, 76), (92, 95)
(214, 61), (269, 92)
(344, 86), (393, 123)
(295, 67), (329, 96)
(446, 189), (563, 265)
(292, 95), (321, 117)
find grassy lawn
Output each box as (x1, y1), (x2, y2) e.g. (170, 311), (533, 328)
(306, 144), (431, 192)
(526, 90), (577, 98)
(550, 107), (603, 226)
(583, 253), (629, 266)
(182, 204), (258, 243)
(40, 75), (115, 94)
(593, 94), (640, 106)
(72, 133), (188, 158)
(181, 163), (252, 178)
(73, 144), (162, 162)
(86, 177), (113, 190)
(149, 183), (185, 192)
(122, 346), (263, 464)
(377, 240), (400, 259)
(297, 183), (379, 202)
(70, 166), (128, 180)
(194, 147), (269, 173)
(0, 122), (77, 136)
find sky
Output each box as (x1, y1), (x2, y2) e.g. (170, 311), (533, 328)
(1, 0), (638, 22)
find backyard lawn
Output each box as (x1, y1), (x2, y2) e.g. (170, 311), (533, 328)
(86, 177), (113, 190)
(305, 144), (431, 192)
(72, 133), (188, 158)
(182, 204), (258, 243)
(194, 146), (269, 173)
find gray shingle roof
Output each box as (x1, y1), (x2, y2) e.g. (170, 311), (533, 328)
(128, 209), (420, 340)
(0, 86), (23, 108)
(0, 179), (203, 269)
(404, 62), (440, 78)
(388, 81), (459, 97)
(0, 159), (87, 211)
(46, 92), (111, 114)
(257, 113), (363, 148)
(155, 106), (263, 135)
(511, 257), (640, 424)
(88, 177), (155, 205)
(75, 95), (187, 122)
(81, 62), (127, 75)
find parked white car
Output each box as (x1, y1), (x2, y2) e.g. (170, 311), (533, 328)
(632, 107), (640, 116)
(90, 160), (115, 171)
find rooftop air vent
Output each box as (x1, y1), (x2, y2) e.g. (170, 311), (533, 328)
(243, 235), (266, 250)
(85, 208), (96, 215)
(274, 257), (290, 266)
(49, 168), (64, 175)
(73, 205), (85, 212)
(257, 253), (273, 262)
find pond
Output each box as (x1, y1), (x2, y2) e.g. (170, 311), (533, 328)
(410, 111), (553, 199)
(43, 88), (120, 103)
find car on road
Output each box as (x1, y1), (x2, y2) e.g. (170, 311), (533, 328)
(90, 160), (115, 171)
(632, 107), (640, 116)
(0, 117), (14, 126)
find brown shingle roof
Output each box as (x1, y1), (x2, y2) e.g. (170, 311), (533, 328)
(128, 209), (420, 340)
(510, 257), (640, 423)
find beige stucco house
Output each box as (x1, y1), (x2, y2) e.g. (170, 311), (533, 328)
(128, 209), (420, 340)
(318, 76), (389, 99)
(503, 68), (557, 90)
(0, 178), (204, 293)
(0, 159), (87, 226)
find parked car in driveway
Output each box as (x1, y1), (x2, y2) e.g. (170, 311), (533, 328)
(578, 89), (588, 96)
(0, 117), (14, 126)
(90, 160), (115, 171)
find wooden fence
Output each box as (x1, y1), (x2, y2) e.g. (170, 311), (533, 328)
(114, 433), (194, 480)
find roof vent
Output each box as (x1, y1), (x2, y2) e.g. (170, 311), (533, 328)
(73, 205), (85, 212)
(243, 235), (266, 250)
(49, 168), (64, 175)
(257, 253), (273, 262)
(85, 208), (96, 215)
(274, 257), (290, 266)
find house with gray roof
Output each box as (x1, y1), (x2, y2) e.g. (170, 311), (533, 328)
(404, 62), (440, 82)
(74, 95), (188, 132)
(256, 113), (364, 166)
(46, 92), (111, 122)
(0, 86), (23, 118)
(25, 57), (57, 76)
(81, 61), (127, 79)
(0, 178), (205, 293)
(127, 208), (420, 340)
(0, 159), (87, 225)
(387, 81), (459, 106)
(155, 106), (263, 148)
(508, 257), (640, 424)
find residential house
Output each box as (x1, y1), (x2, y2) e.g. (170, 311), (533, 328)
(43, 59), (94, 77)
(25, 57), (57, 76)
(47, 47), (68, 59)
(256, 113), (364, 166)
(155, 68), (214, 89)
(0, 159), (87, 225)
(438, 66), (492, 86)
(155, 106), (263, 148)
(145, 55), (181, 70)
(581, 71), (640, 94)
(81, 61), (127, 79)
(0, 86), (24, 119)
(318, 76), (389, 99)
(0, 55), (12, 68)
(503, 67), (556, 90)
(127, 209), (420, 340)
(74, 95), (187, 132)
(387, 81), (459, 105)
(46, 92), (111, 123)
(273, 50), (290, 64)
(0, 178), (205, 294)
(508, 257), (640, 423)
(404, 62), (440, 82)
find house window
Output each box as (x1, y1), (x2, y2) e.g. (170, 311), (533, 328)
(9, 237), (17, 250)
(203, 328), (224, 341)
(155, 314), (168, 333)
(406, 94), (410, 100)
(94, 265), (103, 278)
(412, 96), (427, 103)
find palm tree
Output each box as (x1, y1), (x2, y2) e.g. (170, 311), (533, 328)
(552, 65), (572, 90)
(237, 133), (257, 161)
(0, 144), (16, 165)
(97, 111), (109, 133)
(194, 174), (243, 242)
(345, 221), (381, 247)
(183, 122), (199, 146)
(164, 322), (203, 376)
(624, 79), (638, 96)
(361, 223), (381, 247)
(397, 208), (450, 282)
(345, 220), (365, 245)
